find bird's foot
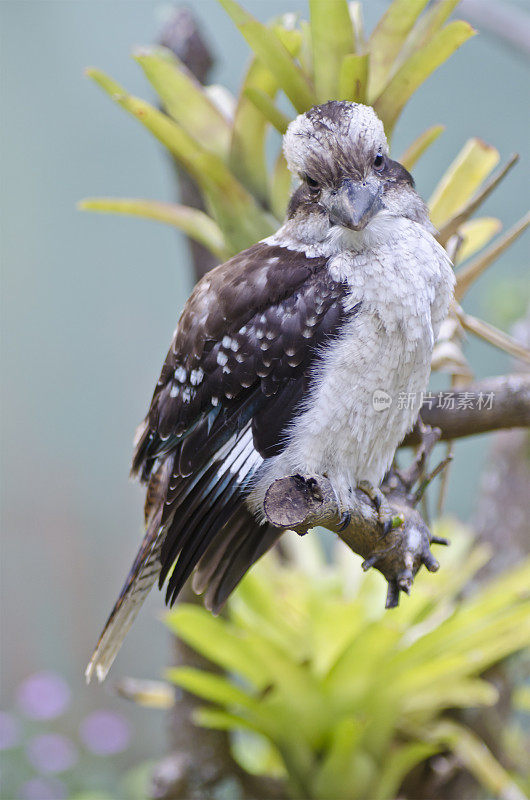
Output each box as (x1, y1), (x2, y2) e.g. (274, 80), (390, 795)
(337, 510), (351, 531)
(357, 480), (394, 536)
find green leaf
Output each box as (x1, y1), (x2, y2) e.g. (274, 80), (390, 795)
(78, 198), (229, 259)
(373, 742), (441, 800)
(349, 2), (365, 52)
(312, 717), (365, 799)
(272, 19), (303, 58)
(244, 88), (290, 134)
(270, 150), (292, 221)
(166, 667), (256, 709)
(455, 213), (530, 299)
(193, 707), (259, 734)
(437, 154), (519, 245)
(427, 720), (528, 800)
(229, 58), (278, 202)
(133, 46), (231, 158)
(165, 605), (269, 687)
(454, 217), (502, 265)
(309, 0), (355, 102)
(429, 137), (500, 228)
(339, 54), (369, 103)
(368, 0), (431, 101)
(395, 0), (461, 69)
(298, 19), (314, 75)
(218, 0), (315, 113)
(401, 677), (499, 715)
(86, 68), (274, 252)
(399, 124), (445, 171)
(374, 21), (476, 136)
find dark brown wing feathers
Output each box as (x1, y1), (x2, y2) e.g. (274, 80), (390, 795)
(86, 242), (355, 681)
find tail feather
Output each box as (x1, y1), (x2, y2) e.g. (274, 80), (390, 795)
(196, 506), (280, 614)
(85, 426), (266, 683)
(85, 459), (172, 683)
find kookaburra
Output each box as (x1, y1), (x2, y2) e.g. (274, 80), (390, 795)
(86, 101), (455, 682)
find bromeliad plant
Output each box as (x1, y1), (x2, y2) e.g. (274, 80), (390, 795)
(81, 0), (529, 377)
(164, 529), (530, 800)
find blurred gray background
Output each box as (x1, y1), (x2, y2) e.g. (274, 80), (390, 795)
(1, 0), (528, 790)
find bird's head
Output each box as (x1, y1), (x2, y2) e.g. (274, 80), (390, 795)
(283, 101), (429, 243)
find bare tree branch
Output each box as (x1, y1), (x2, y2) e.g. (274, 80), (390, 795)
(405, 373), (530, 444)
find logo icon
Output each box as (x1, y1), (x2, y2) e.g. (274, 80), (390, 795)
(372, 389), (392, 411)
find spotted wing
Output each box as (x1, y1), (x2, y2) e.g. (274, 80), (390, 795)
(86, 242), (352, 682)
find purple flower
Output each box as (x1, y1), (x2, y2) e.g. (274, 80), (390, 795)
(0, 711), (21, 750)
(19, 777), (68, 800)
(79, 709), (131, 755)
(16, 672), (71, 720)
(26, 733), (78, 774)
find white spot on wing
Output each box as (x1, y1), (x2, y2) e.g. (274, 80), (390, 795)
(174, 366), (187, 383)
(190, 368), (204, 386)
(217, 351), (228, 366)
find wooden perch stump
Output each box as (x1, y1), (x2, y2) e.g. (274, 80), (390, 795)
(263, 426), (451, 608)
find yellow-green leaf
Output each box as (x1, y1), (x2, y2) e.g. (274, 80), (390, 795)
(455, 212), (530, 300)
(374, 21), (475, 137)
(133, 46), (231, 158)
(218, 0), (315, 113)
(229, 57), (278, 202)
(166, 667), (256, 709)
(368, 0), (431, 101)
(86, 68), (274, 252)
(399, 124), (445, 171)
(309, 0), (355, 102)
(273, 19), (303, 58)
(373, 742), (441, 800)
(244, 88), (290, 134)
(454, 217), (502, 265)
(339, 53), (369, 103)
(396, 0), (461, 69)
(313, 718), (364, 799)
(298, 19), (313, 75)
(437, 154), (519, 245)
(193, 707), (259, 733)
(78, 198), (229, 259)
(165, 605), (269, 687)
(349, 2), (365, 52)
(429, 137), (499, 229)
(270, 151), (292, 221)
(427, 721), (528, 800)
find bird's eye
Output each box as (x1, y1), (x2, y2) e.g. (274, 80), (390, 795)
(373, 153), (385, 171)
(305, 175), (320, 193)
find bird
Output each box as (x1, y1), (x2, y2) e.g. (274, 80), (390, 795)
(86, 101), (455, 683)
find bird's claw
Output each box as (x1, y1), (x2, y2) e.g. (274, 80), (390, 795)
(337, 510), (351, 531)
(357, 480), (394, 536)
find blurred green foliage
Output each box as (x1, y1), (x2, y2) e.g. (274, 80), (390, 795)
(165, 526), (530, 800)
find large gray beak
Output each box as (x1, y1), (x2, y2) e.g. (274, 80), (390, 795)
(327, 179), (383, 231)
